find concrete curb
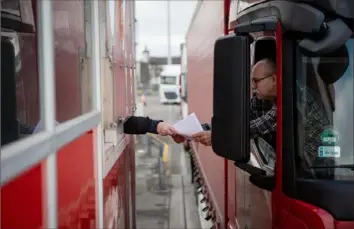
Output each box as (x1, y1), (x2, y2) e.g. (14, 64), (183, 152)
(168, 174), (185, 229)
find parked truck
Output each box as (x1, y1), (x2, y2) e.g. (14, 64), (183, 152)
(159, 65), (181, 104)
(1, 0), (137, 228)
(186, 0), (354, 229)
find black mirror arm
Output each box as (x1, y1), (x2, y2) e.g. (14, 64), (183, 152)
(249, 174), (275, 191)
(234, 161), (266, 176)
(234, 162), (275, 191)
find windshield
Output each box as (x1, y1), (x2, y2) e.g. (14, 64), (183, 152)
(160, 76), (176, 85)
(295, 38), (353, 181)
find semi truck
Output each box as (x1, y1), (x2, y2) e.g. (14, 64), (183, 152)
(159, 65), (181, 104)
(186, 0), (354, 229)
(1, 0), (137, 228)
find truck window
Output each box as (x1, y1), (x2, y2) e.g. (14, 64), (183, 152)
(160, 76), (176, 85)
(295, 38), (354, 181)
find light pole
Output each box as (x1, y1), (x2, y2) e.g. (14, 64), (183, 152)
(167, 0), (172, 65)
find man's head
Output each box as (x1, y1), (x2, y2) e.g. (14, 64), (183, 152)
(251, 59), (277, 100)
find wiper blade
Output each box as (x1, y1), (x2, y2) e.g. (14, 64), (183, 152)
(309, 164), (354, 171)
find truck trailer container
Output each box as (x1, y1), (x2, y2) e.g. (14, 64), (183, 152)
(1, 0), (137, 228)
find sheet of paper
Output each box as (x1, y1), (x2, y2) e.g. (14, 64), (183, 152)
(173, 113), (204, 139)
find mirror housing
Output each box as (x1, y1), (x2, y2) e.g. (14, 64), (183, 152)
(211, 34), (250, 162)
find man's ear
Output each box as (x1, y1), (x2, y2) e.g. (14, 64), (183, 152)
(272, 74), (277, 85)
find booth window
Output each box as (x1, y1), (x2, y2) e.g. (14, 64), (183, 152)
(1, 0), (38, 146)
(52, 0), (93, 122)
(100, 0), (123, 149)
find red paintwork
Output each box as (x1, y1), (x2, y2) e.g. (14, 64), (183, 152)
(335, 221), (354, 229)
(271, 22), (287, 229)
(1, 0), (136, 228)
(57, 132), (95, 228)
(186, 1), (353, 229)
(1, 165), (43, 228)
(103, 151), (127, 229)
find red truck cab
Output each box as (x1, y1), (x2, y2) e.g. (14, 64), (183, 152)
(209, 0), (354, 228)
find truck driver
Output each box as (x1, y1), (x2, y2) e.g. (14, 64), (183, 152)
(192, 58), (333, 178)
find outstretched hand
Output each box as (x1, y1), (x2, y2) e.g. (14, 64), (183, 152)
(171, 134), (185, 144)
(192, 130), (212, 146)
(156, 122), (186, 144)
(157, 122), (175, 136)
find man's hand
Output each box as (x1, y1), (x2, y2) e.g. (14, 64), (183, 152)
(157, 122), (175, 136)
(171, 134), (185, 144)
(192, 130), (212, 146)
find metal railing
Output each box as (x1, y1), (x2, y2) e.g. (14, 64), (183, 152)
(146, 133), (169, 190)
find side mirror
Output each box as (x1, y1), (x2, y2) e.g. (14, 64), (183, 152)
(211, 34), (250, 162)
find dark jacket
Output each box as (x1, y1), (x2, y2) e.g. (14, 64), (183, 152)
(123, 116), (163, 135)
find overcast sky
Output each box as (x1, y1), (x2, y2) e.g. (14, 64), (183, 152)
(135, 0), (198, 60)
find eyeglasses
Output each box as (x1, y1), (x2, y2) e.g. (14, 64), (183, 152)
(252, 74), (273, 84)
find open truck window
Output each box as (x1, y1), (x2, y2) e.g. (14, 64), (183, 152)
(249, 36), (277, 174)
(295, 38), (354, 181)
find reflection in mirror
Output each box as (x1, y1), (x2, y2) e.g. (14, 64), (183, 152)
(53, 1), (93, 122)
(1, 32), (40, 146)
(1, 33), (20, 145)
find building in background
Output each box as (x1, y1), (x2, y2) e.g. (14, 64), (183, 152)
(136, 46), (181, 93)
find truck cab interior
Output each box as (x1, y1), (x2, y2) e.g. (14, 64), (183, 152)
(249, 37), (277, 188)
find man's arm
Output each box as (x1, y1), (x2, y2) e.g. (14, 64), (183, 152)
(249, 105), (276, 139)
(123, 116), (163, 135)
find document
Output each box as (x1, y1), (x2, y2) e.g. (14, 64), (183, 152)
(173, 113), (204, 139)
